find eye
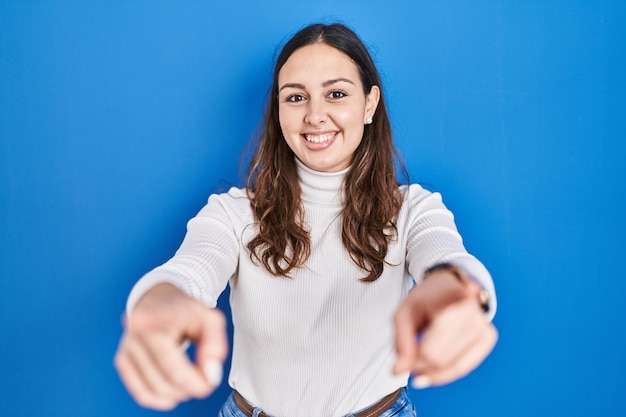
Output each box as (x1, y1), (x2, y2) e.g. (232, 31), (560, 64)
(328, 90), (346, 99)
(286, 94), (306, 103)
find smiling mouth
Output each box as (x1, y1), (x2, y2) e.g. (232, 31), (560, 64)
(303, 132), (337, 144)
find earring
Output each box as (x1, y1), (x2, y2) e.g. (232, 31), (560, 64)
(366, 116), (373, 125)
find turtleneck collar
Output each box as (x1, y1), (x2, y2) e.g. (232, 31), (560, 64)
(295, 158), (348, 207)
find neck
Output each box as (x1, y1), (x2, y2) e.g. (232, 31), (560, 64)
(295, 159), (348, 207)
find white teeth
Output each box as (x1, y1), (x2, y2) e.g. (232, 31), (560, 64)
(304, 132), (336, 143)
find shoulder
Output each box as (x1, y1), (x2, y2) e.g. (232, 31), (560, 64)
(400, 183), (445, 209)
(196, 186), (252, 220)
(397, 183), (455, 225)
(209, 186), (249, 204)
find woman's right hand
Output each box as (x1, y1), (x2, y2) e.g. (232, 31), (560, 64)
(114, 283), (228, 410)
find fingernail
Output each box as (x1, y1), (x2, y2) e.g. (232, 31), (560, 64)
(203, 359), (223, 386)
(411, 375), (432, 389)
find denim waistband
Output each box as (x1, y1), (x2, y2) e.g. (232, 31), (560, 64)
(217, 387), (416, 417)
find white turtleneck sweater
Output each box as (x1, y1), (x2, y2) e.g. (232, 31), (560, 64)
(127, 160), (496, 417)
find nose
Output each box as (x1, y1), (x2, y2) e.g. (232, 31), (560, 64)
(304, 97), (327, 126)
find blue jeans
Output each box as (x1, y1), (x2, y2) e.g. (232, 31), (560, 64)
(217, 387), (417, 417)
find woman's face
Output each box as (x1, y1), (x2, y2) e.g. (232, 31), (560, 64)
(277, 43), (380, 172)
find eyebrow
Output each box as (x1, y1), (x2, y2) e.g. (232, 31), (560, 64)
(278, 78), (355, 92)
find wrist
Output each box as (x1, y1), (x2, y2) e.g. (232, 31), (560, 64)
(134, 283), (185, 311)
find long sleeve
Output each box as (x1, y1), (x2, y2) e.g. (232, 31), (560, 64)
(403, 185), (497, 319)
(126, 189), (244, 314)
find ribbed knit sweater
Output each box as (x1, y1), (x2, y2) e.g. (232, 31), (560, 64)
(127, 160), (496, 417)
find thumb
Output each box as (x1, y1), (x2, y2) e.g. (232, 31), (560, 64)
(194, 308), (229, 387)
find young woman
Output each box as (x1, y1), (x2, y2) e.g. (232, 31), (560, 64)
(114, 23), (498, 417)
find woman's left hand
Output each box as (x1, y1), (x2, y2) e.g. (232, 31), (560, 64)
(392, 270), (498, 388)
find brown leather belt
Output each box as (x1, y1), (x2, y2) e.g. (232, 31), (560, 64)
(232, 389), (402, 417)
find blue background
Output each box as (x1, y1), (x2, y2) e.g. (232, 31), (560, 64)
(1, 1), (625, 416)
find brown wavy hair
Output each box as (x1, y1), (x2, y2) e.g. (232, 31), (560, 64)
(245, 23), (407, 282)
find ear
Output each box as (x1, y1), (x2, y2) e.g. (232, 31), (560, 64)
(364, 85), (381, 123)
